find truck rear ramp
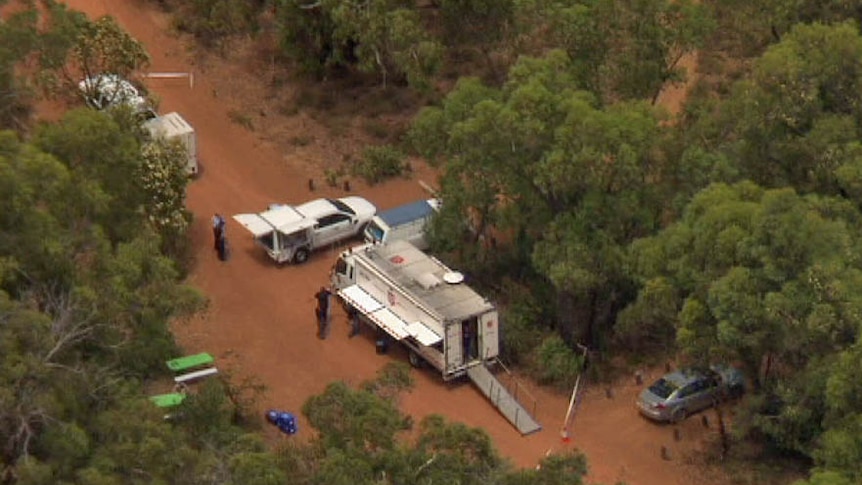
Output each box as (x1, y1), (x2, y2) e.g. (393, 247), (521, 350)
(467, 364), (542, 435)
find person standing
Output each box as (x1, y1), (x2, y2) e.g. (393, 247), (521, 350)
(315, 286), (331, 339)
(212, 213), (224, 250)
(213, 214), (229, 261)
(348, 307), (360, 338)
(462, 324), (474, 363)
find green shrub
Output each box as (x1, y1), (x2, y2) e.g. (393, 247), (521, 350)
(324, 168), (339, 187)
(362, 119), (391, 140)
(534, 335), (584, 388)
(498, 288), (545, 365)
(172, 0), (260, 45)
(353, 145), (410, 184)
(228, 109), (254, 130)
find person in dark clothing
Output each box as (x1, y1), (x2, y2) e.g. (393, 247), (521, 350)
(212, 214), (225, 250)
(213, 214), (228, 261)
(217, 233), (228, 261)
(462, 324), (474, 363)
(348, 307), (360, 338)
(315, 286), (331, 339)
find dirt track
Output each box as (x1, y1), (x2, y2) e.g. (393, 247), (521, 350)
(56, 2), (729, 484)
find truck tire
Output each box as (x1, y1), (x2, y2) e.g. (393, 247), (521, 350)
(408, 350), (422, 368)
(293, 248), (310, 264)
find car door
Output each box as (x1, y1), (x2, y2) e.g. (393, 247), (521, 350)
(313, 213), (353, 247)
(687, 378), (715, 412)
(701, 373), (721, 405)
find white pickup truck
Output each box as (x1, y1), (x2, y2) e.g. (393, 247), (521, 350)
(78, 73), (156, 119)
(233, 197), (377, 264)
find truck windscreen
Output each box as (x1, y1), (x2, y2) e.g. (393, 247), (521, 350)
(365, 221), (385, 242)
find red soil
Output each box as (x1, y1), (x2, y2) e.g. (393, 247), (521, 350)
(52, 2), (729, 483)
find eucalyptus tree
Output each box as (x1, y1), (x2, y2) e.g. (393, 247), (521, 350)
(682, 22), (862, 201)
(275, 0), (442, 89)
(624, 181), (862, 462)
(411, 50), (669, 345)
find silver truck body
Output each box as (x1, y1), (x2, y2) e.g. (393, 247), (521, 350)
(331, 240), (498, 380)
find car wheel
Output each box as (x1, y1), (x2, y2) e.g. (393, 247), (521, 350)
(671, 408), (688, 423)
(408, 350), (422, 368)
(293, 248), (310, 264)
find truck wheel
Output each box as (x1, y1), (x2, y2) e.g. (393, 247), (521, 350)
(293, 248), (310, 264)
(408, 350), (422, 368)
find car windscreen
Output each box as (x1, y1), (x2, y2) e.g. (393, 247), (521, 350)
(648, 378), (678, 399)
(328, 198), (355, 215)
(365, 221), (385, 242)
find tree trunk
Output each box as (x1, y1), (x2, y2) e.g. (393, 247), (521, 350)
(556, 289), (594, 346)
(715, 404), (729, 459)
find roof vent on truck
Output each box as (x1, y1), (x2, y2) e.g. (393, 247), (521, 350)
(442, 272), (465, 284)
(415, 272), (442, 289)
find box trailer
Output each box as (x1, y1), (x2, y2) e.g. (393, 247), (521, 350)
(331, 240), (541, 434)
(364, 198), (440, 250)
(143, 112), (198, 176)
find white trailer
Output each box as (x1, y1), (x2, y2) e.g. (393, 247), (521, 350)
(143, 112), (198, 176)
(364, 198), (440, 250)
(331, 240), (541, 434)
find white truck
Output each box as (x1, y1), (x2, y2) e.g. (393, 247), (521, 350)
(233, 197), (377, 264)
(363, 198), (440, 250)
(142, 112), (198, 176)
(330, 240), (541, 434)
(78, 73), (155, 118)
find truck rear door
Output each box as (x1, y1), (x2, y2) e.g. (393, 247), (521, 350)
(479, 311), (499, 360)
(444, 323), (462, 374)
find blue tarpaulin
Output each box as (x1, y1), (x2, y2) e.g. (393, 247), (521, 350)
(266, 409), (298, 435)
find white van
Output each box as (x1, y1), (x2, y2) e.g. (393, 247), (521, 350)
(78, 73), (156, 119)
(364, 199), (440, 250)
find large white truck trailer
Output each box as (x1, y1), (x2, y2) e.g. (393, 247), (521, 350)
(330, 240), (541, 434)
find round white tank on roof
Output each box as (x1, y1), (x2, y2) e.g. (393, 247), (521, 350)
(443, 272), (464, 284)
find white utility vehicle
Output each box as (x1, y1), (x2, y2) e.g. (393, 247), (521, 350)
(233, 197), (377, 264)
(78, 73), (156, 119)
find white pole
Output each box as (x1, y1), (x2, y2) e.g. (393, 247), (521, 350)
(560, 345), (589, 441)
(144, 72), (194, 89)
(563, 374), (581, 426)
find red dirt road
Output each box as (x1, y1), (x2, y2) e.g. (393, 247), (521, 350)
(56, 2), (731, 484)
